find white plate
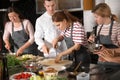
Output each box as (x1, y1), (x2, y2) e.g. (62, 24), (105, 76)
(43, 65), (66, 72)
(40, 58), (72, 66)
(9, 72), (35, 80)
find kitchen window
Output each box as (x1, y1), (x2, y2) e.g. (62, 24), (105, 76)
(36, 0), (83, 14)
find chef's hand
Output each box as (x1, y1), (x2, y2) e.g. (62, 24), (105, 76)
(16, 48), (23, 56)
(52, 38), (58, 49)
(88, 34), (95, 43)
(94, 45), (105, 54)
(55, 53), (62, 63)
(99, 51), (113, 62)
(5, 43), (11, 50)
(42, 44), (49, 54)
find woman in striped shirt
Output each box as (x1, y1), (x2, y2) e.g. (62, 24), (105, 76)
(52, 10), (91, 72)
(89, 3), (120, 63)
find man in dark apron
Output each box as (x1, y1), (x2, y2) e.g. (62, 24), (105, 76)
(11, 22), (38, 55)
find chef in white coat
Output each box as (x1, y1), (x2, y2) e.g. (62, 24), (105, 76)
(34, 0), (67, 58)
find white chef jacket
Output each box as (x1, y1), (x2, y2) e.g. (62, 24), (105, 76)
(34, 12), (67, 57)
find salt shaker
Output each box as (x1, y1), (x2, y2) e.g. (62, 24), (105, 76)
(76, 72), (90, 80)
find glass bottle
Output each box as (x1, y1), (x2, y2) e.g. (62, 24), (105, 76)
(0, 54), (3, 80)
(2, 53), (9, 80)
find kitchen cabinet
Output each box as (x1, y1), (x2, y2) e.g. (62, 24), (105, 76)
(83, 0), (95, 10)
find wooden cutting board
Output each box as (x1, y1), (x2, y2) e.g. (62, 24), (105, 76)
(40, 59), (72, 66)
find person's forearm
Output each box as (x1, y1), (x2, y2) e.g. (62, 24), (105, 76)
(34, 23), (44, 50)
(113, 48), (120, 54)
(88, 34), (95, 43)
(3, 39), (11, 50)
(4, 39), (10, 45)
(60, 46), (75, 56)
(61, 44), (80, 56)
(35, 37), (44, 50)
(106, 48), (120, 56)
(111, 57), (120, 63)
(103, 56), (120, 64)
(20, 41), (31, 50)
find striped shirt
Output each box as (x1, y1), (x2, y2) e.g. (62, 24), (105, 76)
(61, 22), (88, 46)
(96, 21), (120, 46)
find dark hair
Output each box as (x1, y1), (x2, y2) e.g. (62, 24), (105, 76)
(44, 0), (53, 1)
(43, 0), (55, 3)
(4, 7), (25, 25)
(52, 10), (81, 23)
(92, 3), (118, 22)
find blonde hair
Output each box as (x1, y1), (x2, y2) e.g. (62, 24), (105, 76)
(92, 3), (119, 22)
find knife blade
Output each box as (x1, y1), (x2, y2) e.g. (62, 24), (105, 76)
(8, 49), (13, 54)
(54, 48), (57, 57)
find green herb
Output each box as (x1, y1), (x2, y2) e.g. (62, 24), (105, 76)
(6, 54), (22, 67)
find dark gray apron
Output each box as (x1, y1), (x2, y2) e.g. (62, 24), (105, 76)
(97, 20), (120, 69)
(97, 20), (118, 48)
(64, 24), (91, 68)
(11, 22), (38, 55)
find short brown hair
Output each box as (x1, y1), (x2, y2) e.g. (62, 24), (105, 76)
(43, 0), (54, 3)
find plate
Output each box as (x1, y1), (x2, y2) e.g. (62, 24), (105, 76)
(9, 72), (35, 80)
(9, 53), (16, 55)
(40, 59), (72, 66)
(17, 55), (43, 61)
(43, 65), (66, 72)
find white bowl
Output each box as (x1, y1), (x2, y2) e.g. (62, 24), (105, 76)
(44, 68), (58, 80)
(43, 65), (66, 72)
(9, 72), (35, 80)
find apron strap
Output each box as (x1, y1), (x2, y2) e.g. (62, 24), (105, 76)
(97, 20), (114, 44)
(64, 23), (74, 39)
(109, 20), (114, 35)
(96, 24), (103, 44)
(12, 21), (24, 33)
(11, 21), (25, 49)
(70, 23), (74, 38)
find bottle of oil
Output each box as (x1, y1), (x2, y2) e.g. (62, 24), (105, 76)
(2, 53), (9, 80)
(0, 54), (3, 80)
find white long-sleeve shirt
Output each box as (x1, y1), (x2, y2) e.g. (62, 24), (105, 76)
(34, 12), (67, 57)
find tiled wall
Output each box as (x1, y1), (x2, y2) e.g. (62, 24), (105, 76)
(105, 0), (120, 20)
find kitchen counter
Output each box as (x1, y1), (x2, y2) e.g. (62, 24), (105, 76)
(8, 55), (120, 80)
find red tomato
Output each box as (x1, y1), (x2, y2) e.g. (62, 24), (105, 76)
(14, 72), (32, 79)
